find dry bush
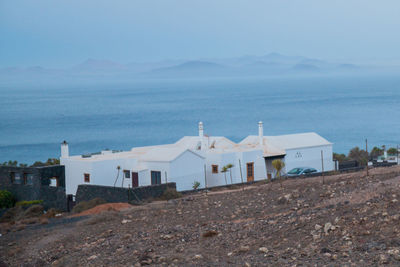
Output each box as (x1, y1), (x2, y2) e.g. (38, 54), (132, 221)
(0, 206), (24, 223)
(23, 205), (44, 218)
(159, 188), (182, 201)
(202, 230), (219, 238)
(43, 208), (58, 218)
(72, 198), (106, 214)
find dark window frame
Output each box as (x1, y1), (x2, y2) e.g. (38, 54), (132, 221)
(212, 165), (218, 174)
(123, 170), (130, 178)
(84, 173), (90, 183)
(151, 171), (161, 185)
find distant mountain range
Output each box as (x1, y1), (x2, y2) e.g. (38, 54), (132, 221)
(1, 53), (397, 83)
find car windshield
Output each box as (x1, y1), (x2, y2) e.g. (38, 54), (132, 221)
(288, 168), (303, 174)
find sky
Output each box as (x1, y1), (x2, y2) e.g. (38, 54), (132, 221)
(1, 0), (400, 68)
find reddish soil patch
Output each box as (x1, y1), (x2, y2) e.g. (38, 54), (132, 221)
(70, 203), (132, 217)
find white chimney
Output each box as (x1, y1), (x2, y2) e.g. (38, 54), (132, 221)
(258, 121), (264, 146)
(198, 122), (206, 150)
(199, 121), (204, 139)
(61, 140), (69, 158)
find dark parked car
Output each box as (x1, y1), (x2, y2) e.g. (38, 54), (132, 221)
(287, 167), (317, 177)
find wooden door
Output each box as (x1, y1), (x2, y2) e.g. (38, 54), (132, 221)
(246, 162), (254, 182)
(132, 172), (139, 187)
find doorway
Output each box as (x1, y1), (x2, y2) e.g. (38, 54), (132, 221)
(246, 162), (254, 182)
(132, 172), (139, 187)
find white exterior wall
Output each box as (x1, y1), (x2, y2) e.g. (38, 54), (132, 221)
(284, 145), (334, 173)
(61, 158), (93, 195)
(91, 158), (138, 188)
(170, 150), (205, 191)
(239, 150), (266, 182)
(61, 157), (139, 195)
(205, 149), (266, 187)
(140, 161), (170, 187)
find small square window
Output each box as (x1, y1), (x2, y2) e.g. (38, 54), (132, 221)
(212, 165), (218, 174)
(84, 173), (90, 183)
(50, 177), (58, 187)
(24, 173), (34, 185)
(123, 170), (130, 178)
(13, 173), (22, 184)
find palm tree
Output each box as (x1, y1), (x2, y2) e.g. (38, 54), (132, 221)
(272, 159), (285, 188)
(221, 166), (228, 185)
(226, 163), (234, 184)
(113, 166), (121, 187)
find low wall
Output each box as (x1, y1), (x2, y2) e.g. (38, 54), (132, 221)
(75, 183), (176, 204)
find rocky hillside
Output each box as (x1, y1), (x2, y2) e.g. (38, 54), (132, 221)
(1, 166), (400, 266)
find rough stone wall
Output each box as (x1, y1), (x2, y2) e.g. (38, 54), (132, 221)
(75, 183), (176, 204)
(0, 165), (67, 211)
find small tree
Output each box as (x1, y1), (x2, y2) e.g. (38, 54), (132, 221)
(224, 164), (234, 184)
(387, 147), (398, 156)
(221, 166), (228, 185)
(272, 159), (285, 188)
(348, 146), (368, 166)
(333, 153), (347, 162)
(370, 146), (384, 160)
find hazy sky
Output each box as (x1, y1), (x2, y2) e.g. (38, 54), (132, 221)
(1, 0), (400, 67)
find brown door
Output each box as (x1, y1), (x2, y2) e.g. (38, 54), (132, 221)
(132, 172), (139, 187)
(246, 162), (254, 182)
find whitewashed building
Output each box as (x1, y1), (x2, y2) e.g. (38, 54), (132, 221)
(60, 142), (205, 195)
(240, 122), (334, 178)
(174, 123), (267, 187)
(60, 122), (334, 195)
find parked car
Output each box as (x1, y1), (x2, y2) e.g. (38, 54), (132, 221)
(287, 167), (317, 177)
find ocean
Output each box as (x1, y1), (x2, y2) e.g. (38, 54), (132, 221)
(1, 74), (400, 164)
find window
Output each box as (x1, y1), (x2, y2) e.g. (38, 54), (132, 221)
(123, 170), (130, 179)
(13, 173), (22, 184)
(23, 173), (34, 185)
(50, 177), (58, 187)
(212, 165), (218, 174)
(151, 171), (161, 185)
(84, 173), (90, 183)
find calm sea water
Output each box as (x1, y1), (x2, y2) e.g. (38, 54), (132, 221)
(1, 74), (400, 164)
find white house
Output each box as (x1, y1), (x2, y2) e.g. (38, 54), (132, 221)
(240, 122), (334, 178)
(172, 121), (269, 187)
(60, 121), (334, 195)
(60, 142), (205, 195)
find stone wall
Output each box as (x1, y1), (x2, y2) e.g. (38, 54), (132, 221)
(75, 183), (176, 204)
(0, 165), (67, 211)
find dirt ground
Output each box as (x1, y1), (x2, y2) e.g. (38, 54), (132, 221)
(1, 166), (400, 266)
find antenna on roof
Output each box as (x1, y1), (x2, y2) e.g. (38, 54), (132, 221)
(210, 140), (216, 149)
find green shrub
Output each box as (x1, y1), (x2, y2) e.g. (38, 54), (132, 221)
(159, 188), (182, 201)
(0, 190), (15, 209)
(15, 200), (43, 207)
(72, 198), (106, 214)
(192, 181), (201, 190)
